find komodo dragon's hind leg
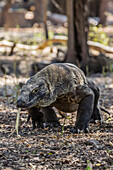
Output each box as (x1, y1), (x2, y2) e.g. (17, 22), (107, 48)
(71, 85), (94, 133)
(88, 81), (102, 123)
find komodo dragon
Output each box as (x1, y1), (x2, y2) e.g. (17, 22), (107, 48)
(17, 63), (105, 133)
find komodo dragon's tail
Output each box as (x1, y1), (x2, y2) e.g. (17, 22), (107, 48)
(100, 107), (110, 115)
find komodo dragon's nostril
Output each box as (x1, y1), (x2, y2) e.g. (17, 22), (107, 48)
(17, 99), (27, 108)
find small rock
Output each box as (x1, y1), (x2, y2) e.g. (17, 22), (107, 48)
(33, 157), (41, 163)
(86, 139), (100, 149)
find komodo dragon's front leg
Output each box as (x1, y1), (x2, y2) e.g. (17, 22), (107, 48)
(42, 107), (60, 127)
(27, 107), (45, 129)
(72, 85), (94, 133)
(27, 107), (60, 129)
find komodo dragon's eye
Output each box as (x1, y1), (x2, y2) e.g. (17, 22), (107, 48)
(32, 83), (44, 94)
(32, 88), (39, 94)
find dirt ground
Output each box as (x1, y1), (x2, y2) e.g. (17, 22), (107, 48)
(0, 73), (113, 170)
(0, 26), (113, 169)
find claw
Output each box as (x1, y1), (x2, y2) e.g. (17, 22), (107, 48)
(70, 128), (75, 133)
(43, 122), (60, 129)
(100, 118), (103, 125)
(90, 119), (96, 124)
(77, 129), (80, 134)
(70, 127), (89, 134)
(70, 128), (80, 134)
(50, 124), (54, 128)
(43, 123), (46, 128)
(85, 128), (89, 133)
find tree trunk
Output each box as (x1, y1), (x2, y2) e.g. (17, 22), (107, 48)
(34, 0), (48, 23)
(89, 0), (109, 25)
(66, 0), (77, 64)
(99, 0), (109, 25)
(49, 0), (66, 15)
(1, 0), (12, 28)
(89, 0), (100, 17)
(34, 0), (48, 39)
(66, 0), (89, 67)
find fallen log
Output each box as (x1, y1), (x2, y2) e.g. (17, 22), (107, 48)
(88, 40), (113, 54)
(0, 37), (67, 51)
(0, 39), (113, 54)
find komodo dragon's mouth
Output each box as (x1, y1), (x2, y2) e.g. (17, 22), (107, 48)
(27, 92), (46, 108)
(27, 97), (38, 108)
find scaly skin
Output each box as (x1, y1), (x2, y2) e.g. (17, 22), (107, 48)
(17, 63), (102, 133)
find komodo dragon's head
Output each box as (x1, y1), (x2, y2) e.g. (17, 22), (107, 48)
(17, 75), (55, 109)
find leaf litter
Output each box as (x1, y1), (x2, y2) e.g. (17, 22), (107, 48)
(0, 73), (113, 170)
(0, 26), (113, 169)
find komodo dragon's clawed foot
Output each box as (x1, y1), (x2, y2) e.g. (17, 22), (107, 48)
(70, 127), (89, 134)
(90, 107), (103, 124)
(44, 121), (61, 128)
